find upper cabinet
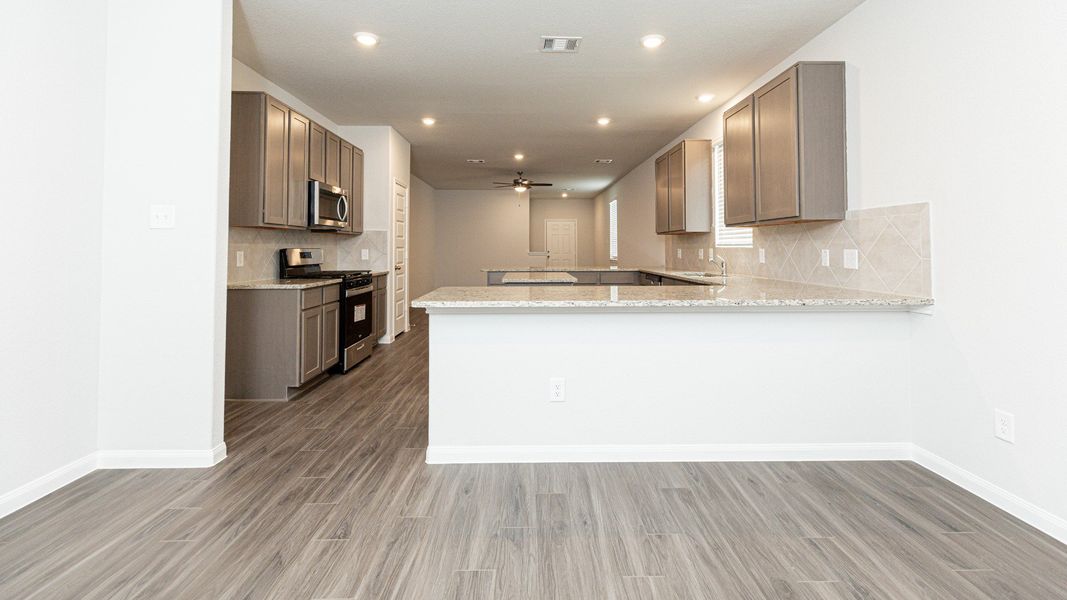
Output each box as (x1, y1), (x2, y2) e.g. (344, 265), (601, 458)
(723, 62), (846, 226)
(654, 139), (712, 234)
(230, 92), (365, 234)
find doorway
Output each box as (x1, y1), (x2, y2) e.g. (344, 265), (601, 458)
(393, 180), (409, 336)
(545, 219), (578, 268)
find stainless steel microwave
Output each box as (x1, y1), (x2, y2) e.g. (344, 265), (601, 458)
(308, 180), (349, 230)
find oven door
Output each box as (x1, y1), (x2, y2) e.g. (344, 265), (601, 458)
(308, 181), (349, 230)
(341, 285), (373, 370)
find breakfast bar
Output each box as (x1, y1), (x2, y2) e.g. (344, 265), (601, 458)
(412, 276), (932, 464)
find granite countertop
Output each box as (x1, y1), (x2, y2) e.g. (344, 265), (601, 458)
(483, 265), (641, 273)
(227, 278), (343, 290)
(412, 275), (933, 312)
(501, 271), (579, 284)
(482, 265), (725, 285)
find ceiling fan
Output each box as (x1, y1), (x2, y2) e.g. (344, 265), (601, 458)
(493, 171), (553, 192)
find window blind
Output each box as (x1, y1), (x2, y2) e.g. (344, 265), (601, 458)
(713, 142), (753, 248)
(608, 199), (619, 260)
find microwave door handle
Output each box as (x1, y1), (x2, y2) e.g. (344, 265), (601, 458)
(337, 195), (349, 222)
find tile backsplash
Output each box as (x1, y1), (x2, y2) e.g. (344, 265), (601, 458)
(227, 227), (389, 282)
(666, 202), (931, 297)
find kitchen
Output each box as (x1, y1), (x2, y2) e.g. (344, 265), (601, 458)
(3, 1), (1066, 598)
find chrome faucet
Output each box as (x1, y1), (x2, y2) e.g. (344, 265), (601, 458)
(709, 254), (727, 278)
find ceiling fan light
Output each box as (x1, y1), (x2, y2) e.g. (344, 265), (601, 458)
(514, 185), (528, 192)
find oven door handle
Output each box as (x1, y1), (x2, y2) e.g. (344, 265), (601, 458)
(345, 285), (374, 298)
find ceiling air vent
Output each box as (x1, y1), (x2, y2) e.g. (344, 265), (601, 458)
(540, 36), (582, 53)
(593, 158), (614, 164)
(466, 159), (486, 164)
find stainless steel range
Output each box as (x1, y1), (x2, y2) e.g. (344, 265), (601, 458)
(280, 248), (374, 372)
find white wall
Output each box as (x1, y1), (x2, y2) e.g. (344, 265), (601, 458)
(592, 160), (665, 267)
(427, 311), (911, 461)
(409, 176), (437, 299)
(0, 0), (107, 507)
(96, 0), (232, 462)
(596, 0), (1067, 539)
(433, 190), (534, 286)
(528, 197), (598, 265)
(232, 59), (339, 130)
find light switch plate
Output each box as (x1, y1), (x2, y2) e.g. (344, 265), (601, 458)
(821, 249), (830, 267)
(149, 204), (176, 229)
(361, 249), (370, 260)
(235, 250), (245, 267)
(843, 249), (859, 270)
(676, 248), (682, 259)
(698, 248), (704, 260)
(758, 248), (766, 264)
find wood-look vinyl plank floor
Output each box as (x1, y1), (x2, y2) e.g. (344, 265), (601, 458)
(1, 310), (1065, 599)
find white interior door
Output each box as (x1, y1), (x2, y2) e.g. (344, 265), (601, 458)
(545, 219), (578, 268)
(393, 181), (409, 335)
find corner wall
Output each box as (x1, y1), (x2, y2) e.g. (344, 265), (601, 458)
(0, 0), (107, 512)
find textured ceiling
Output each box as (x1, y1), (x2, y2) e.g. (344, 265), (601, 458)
(234, 0), (862, 198)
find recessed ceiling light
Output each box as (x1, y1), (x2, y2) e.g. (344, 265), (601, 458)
(562, 192), (569, 198)
(640, 34), (665, 49)
(514, 153), (524, 160)
(596, 117), (611, 126)
(353, 32), (379, 47)
(697, 93), (715, 103)
(421, 117), (436, 126)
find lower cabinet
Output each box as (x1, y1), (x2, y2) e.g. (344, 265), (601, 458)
(225, 284), (341, 401)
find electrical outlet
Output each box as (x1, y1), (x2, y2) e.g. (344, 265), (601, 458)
(698, 248), (704, 260)
(843, 249), (859, 270)
(820, 249), (830, 267)
(758, 248), (766, 264)
(235, 250), (245, 267)
(676, 248), (682, 259)
(361, 249), (370, 260)
(994, 409), (1015, 443)
(149, 204), (176, 229)
(549, 377), (566, 403)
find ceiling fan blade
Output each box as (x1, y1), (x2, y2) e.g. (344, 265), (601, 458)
(528, 183), (553, 186)
(492, 182), (514, 185)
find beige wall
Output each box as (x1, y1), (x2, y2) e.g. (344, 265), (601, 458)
(409, 175), (436, 299)
(433, 190), (534, 286)
(592, 158), (665, 267)
(528, 197), (598, 265)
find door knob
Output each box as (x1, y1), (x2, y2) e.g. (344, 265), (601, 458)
(394, 264), (402, 271)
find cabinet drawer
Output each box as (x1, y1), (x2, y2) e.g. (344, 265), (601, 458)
(599, 271), (639, 285)
(322, 284), (340, 304)
(301, 287), (324, 309)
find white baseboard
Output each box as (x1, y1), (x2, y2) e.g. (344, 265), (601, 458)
(0, 453), (97, 519)
(911, 445), (1067, 545)
(426, 442), (913, 464)
(96, 442), (228, 469)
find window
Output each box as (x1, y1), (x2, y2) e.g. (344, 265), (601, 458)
(713, 141), (752, 247)
(608, 198), (619, 260)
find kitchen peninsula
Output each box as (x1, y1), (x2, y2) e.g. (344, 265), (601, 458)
(412, 275), (932, 464)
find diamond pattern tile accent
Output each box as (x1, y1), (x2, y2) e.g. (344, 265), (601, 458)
(672, 202), (931, 297)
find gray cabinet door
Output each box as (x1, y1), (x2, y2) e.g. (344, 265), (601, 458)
(263, 97), (289, 226)
(321, 301), (340, 369)
(339, 141), (353, 194)
(349, 148), (364, 234)
(309, 122), (326, 182)
(667, 143), (686, 232)
(325, 132), (341, 187)
(723, 96), (757, 225)
(655, 154), (669, 234)
(755, 67), (800, 222)
(300, 307), (323, 383)
(287, 111), (310, 228)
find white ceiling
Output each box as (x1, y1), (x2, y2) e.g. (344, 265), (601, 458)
(234, 0), (862, 198)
